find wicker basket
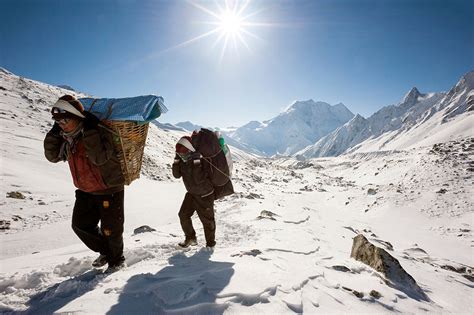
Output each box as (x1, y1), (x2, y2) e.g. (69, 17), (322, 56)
(104, 121), (149, 185)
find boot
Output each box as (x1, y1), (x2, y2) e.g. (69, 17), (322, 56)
(178, 238), (197, 248)
(105, 255), (126, 273)
(92, 254), (108, 268)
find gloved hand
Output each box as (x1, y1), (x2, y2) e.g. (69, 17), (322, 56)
(191, 151), (202, 160)
(50, 122), (62, 135)
(83, 111), (102, 130)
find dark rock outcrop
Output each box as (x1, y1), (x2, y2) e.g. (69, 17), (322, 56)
(351, 234), (429, 301)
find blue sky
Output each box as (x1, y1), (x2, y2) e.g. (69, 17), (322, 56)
(1, 0), (473, 127)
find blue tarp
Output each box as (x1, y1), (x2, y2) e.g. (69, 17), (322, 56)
(79, 95), (168, 123)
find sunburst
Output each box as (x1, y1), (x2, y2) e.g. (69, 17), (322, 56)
(178, 0), (266, 62)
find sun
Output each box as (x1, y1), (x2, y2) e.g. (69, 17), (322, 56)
(172, 0), (269, 62)
(219, 10), (243, 35)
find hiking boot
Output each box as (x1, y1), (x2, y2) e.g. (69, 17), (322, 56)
(92, 254), (108, 268)
(178, 238), (197, 248)
(105, 256), (126, 273)
(206, 241), (216, 248)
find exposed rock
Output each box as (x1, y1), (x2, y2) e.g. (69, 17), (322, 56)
(250, 174), (262, 183)
(231, 249), (262, 257)
(370, 290), (382, 299)
(0, 220), (11, 230)
(300, 185), (313, 192)
(133, 225), (156, 235)
(351, 234), (428, 301)
(257, 210), (279, 221)
(11, 215), (22, 221)
(6, 191), (26, 199)
(246, 193), (263, 199)
(293, 161), (314, 169)
(441, 265), (463, 273)
(332, 265), (351, 272)
(367, 188), (377, 195)
(436, 188), (447, 194)
(342, 286), (364, 298)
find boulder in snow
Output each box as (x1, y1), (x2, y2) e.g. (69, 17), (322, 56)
(6, 191), (26, 199)
(133, 225), (157, 235)
(367, 188), (377, 195)
(351, 234), (428, 301)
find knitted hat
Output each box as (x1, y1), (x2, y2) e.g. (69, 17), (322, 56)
(51, 95), (85, 119)
(176, 136), (195, 154)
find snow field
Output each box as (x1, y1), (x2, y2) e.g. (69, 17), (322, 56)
(1, 68), (473, 314)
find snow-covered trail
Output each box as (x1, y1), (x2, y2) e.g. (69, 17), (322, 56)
(2, 144), (473, 314)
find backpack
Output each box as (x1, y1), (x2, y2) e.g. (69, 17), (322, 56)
(191, 128), (234, 199)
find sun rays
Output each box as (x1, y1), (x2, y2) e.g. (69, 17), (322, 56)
(183, 0), (265, 62)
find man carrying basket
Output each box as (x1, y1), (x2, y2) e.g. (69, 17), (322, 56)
(44, 95), (126, 273)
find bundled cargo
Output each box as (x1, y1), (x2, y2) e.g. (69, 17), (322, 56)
(79, 95), (167, 185)
(191, 128), (234, 199)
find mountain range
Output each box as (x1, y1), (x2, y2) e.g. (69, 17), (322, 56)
(297, 71), (473, 158)
(177, 71), (472, 159)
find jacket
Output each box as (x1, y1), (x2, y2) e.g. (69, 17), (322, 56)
(172, 153), (214, 198)
(44, 123), (125, 194)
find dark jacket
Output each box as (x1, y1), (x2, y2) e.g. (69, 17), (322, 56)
(44, 123), (125, 194)
(172, 153), (214, 198)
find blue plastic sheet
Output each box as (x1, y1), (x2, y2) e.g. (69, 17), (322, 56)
(79, 95), (168, 123)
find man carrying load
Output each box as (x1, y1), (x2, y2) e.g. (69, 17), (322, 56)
(44, 95), (126, 273)
(172, 129), (234, 249)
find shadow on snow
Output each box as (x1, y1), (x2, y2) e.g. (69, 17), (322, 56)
(107, 249), (235, 314)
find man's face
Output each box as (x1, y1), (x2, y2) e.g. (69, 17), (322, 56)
(56, 117), (81, 133)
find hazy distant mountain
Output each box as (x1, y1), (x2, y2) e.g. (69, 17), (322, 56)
(297, 71), (474, 158)
(175, 121), (202, 132)
(227, 100), (354, 156)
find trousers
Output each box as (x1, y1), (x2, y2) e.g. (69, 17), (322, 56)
(71, 189), (124, 264)
(178, 192), (215, 245)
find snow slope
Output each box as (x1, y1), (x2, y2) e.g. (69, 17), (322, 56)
(1, 69), (473, 314)
(298, 71), (473, 157)
(228, 100), (354, 156)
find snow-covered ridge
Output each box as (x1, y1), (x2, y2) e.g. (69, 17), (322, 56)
(298, 71), (474, 158)
(228, 99), (354, 156)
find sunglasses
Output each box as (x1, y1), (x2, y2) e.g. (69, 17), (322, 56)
(52, 107), (67, 114)
(54, 117), (72, 125)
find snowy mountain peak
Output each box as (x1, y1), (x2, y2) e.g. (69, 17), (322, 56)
(457, 70), (474, 90)
(175, 121), (202, 132)
(401, 87), (422, 105)
(241, 120), (265, 129)
(286, 99), (344, 112)
(284, 100), (353, 122)
(229, 100), (354, 156)
(351, 113), (367, 123)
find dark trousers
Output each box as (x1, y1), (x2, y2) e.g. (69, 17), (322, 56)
(72, 189), (124, 264)
(178, 192), (215, 245)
